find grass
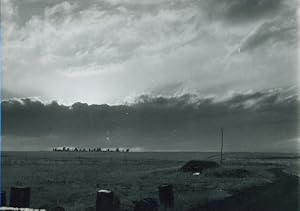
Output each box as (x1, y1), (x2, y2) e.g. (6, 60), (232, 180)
(1, 152), (298, 211)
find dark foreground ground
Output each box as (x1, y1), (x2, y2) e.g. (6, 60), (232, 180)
(188, 168), (299, 211)
(2, 152), (299, 210)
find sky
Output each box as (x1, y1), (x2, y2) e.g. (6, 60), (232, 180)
(1, 0), (299, 151)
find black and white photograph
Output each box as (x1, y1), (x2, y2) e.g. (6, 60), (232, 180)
(1, 0), (299, 210)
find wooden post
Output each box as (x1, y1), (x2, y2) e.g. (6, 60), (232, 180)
(220, 128), (224, 165)
(158, 184), (174, 208)
(9, 186), (31, 208)
(96, 190), (120, 211)
(1, 191), (6, 206)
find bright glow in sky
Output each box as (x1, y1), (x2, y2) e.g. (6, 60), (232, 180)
(1, 0), (298, 105)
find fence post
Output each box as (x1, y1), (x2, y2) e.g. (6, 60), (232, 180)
(158, 184), (174, 208)
(1, 191), (6, 206)
(9, 186), (31, 208)
(96, 190), (120, 211)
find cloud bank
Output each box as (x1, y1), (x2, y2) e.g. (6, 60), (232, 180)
(2, 88), (298, 152)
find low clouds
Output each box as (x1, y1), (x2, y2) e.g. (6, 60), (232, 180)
(2, 0), (298, 104)
(2, 88), (298, 152)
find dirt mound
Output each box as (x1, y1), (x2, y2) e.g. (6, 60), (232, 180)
(187, 169), (299, 211)
(180, 160), (219, 173)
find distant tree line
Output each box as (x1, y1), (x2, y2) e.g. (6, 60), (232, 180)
(52, 147), (130, 152)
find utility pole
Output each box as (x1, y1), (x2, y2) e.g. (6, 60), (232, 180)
(220, 127), (224, 165)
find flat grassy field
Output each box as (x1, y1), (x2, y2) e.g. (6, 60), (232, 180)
(1, 152), (299, 210)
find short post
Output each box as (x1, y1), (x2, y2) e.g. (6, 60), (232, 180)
(9, 186), (31, 208)
(134, 198), (159, 211)
(158, 184), (174, 208)
(96, 190), (120, 211)
(1, 191), (6, 206)
(220, 127), (224, 165)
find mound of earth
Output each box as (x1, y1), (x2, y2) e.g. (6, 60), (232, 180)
(187, 169), (299, 211)
(180, 160), (220, 173)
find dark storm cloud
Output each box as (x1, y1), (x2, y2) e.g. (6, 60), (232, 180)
(8, 0), (285, 25)
(2, 88), (298, 152)
(222, 0), (283, 23)
(192, 0), (286, 24)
